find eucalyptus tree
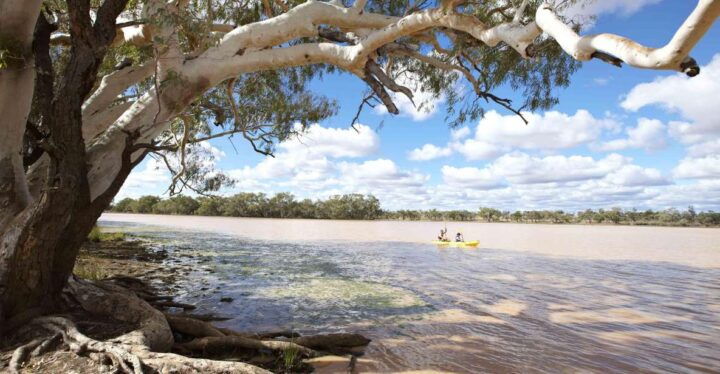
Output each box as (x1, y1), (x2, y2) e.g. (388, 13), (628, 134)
(0, 0), (718, 364)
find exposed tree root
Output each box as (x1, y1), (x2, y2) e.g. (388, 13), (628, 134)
(8, 333), (60, 373)
(2, 276), (372, 373)
(250, 331), (302, 340)
(140, 352), (272, 373)
(178, 335), (320, 358)
(217, 327), (300, 340)
(15, 316), (271, 374)
(30, 316), (145, 374)
(65, 276), (174, 352)
(164, 314), (225, 338)
(288, 333), (371, 351)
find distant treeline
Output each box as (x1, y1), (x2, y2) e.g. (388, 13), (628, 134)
(110, 194), (720, 227)
(111, 193), (383, 220)
(388, 206), (720, 227)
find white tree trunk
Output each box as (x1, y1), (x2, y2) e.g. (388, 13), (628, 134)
(0, 0), (44, 210)
(82, 63), (153, 140)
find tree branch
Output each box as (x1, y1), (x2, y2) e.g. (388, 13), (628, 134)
(366, 60), (414, 105)
(82, 62), (154, 139)
(536, 0), (720, 76)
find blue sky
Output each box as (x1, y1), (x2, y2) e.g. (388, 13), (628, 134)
(119, 0), (720, 211)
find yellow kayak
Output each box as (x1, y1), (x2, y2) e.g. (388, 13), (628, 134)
(432, 240), (480, 248)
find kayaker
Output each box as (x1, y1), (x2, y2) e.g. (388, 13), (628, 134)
(455, 232), (464, 242)
(437, 229), (449, 242)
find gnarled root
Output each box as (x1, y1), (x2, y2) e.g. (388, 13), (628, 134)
(8, 333), (60, 373)
(27, 316), (144, 374)
(5, 276), (371, 373)
(65, 276), (174, 352)
(17, 316), (271, 374)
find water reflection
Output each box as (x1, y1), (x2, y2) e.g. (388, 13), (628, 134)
(99, 220), (720, 373)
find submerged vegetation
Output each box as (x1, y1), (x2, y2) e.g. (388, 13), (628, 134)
(110, 194), (720, 227)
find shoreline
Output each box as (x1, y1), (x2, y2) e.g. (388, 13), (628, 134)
(75, 236), (186, 299)
(101, 211), (720, 229)
(99, 213), (720, 269)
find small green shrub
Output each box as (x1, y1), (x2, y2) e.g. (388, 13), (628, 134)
(73, 259), (108, 280)
(282, 343), (299, 370)
(87, 226), (126, 242)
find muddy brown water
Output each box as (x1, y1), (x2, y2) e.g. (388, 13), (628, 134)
(100, 213), (720, 373)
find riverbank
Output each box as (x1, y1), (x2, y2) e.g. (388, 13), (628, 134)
(104, 210), (720, 228)
(1, 232), (371, 373)
(74, 233), (197, 300)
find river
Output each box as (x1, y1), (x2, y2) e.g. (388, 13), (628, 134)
(99, 213), (720, 373)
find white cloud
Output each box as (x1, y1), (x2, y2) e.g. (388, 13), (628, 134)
(408, 109), (619, 162)
(450, 126), (471, 141)
(597, 118), (667, 152)
(280, 123), (379, 158)
(687, 139), (720, 158)
(564, 0), (663, 21)
(648, 179), (720, 210)
(450, 110), (618, 160)
(117, 158), (171, 199)
(451, 139), (505, 161)
(594, 77), (611, 86)
(408, 144), (452, 161)
(338, 159), (429, 188)
(441, 166), (504, 190)
(488, 153), (630, 184)
(224, 124), (433, 206)
(605, 165), (670, 187)
(198, 141), (226, 159)
(229, 123), (379, 183)
(433, 154), (672, 211)
(483, 110), (615, 149)
(622, 54), (720, 144)
(673, 155), (720, 179)
(441, 153), (643, 190)
(668, 121), (705, 144)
